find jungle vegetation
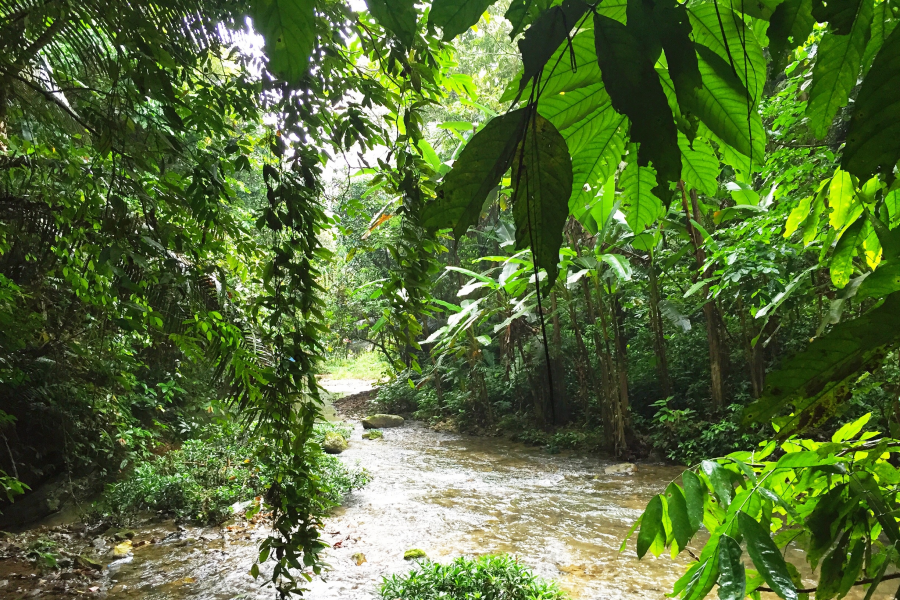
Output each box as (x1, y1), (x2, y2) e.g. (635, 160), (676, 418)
(2, 0), (900, 597)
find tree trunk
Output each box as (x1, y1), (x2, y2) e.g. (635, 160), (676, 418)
(549, 291), (570, 424)
(647, 259), (672, 397)
(680, 182), (727, 411)
(594, 278), (627, 456)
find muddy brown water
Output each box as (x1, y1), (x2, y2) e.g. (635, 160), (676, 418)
(30, 421), (696, 600)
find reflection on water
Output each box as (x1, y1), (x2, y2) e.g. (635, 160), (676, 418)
(98, 422), (697, 600)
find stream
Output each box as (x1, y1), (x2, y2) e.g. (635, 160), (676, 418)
(0, 381), (808, 600)
(94, 422), (689, 600)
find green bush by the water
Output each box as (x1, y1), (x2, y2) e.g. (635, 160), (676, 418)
(99, 421), (368, 524)
(380, 555), (567, 600)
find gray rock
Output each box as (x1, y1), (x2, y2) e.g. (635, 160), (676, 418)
(322, 431), (348, 454)
(603, 462), (635, 475)
(362, 414), (404, 429)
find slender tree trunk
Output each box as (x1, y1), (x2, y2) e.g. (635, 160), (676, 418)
(647, 259), (672, 397)
(549, 291), (569, 424)
(679, 182), (727, 411)
(564, 287), (594, 419)
(594, 278), (627, 456)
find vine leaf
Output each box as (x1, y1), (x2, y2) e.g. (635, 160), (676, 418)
(512, 113), (574, 284)
(637, 495), (665, 558)
(620, 148), (664, 233)
(429, 0), (497, 41)
(768, 0), (816, 74)
(251, 0), (316, 85)
(365, 0), (418, 48)
(594, 13), (681, 191)
(806, 0), (874, 139)
(678, 133), (719, 196)
(842, 25), (900, 180)
(743, 293), (900, 437)
(717, 535), (746, 600)
(519, 0), (590, 90)
(738, 512), (798, 600)
(687, 44), (766, 165)
(422, 109), (527, 237)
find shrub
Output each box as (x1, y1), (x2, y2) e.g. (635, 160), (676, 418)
(99, 421), (368, 524)
(379, 555), (568, 600)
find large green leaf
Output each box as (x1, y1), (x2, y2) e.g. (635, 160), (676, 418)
(637, 495), (666, 558)
(594, 13), (681, 188)
(687, 44), (766, 164)
(682, 470), (705, 534)
(806, 0), (874, 139)
(519, 0), (591, 91)
(828, 168), (861, 230)
(862, 0), (898, 74)
(842, 25), (900, 181)
(539, 83), (610, 131)
(830, 217), (865, 288)
(768, 0), (815, 73)
(688, 4), (767, 106)
(429, 0), (497, 40)
(678, 133), (719, 196)
(717, 535), (746, 600)
(422, 109), (527, 237)
(664, 482), (692, 555)
(744, 293), (900, 436)
(701, 459), (734, 507)
(512, 113), (574, 283)
(738, 512), (798, 600)
(505, 0), (550, 38)
(251, 0), (316, 85)
(655, 0), (703, 140)
(813, 0), (866, 34)
(566, 107), (628, 211)
(501, 29), (602, 102)
(365, 0), (418, 48)
(620, 149), (665, 232)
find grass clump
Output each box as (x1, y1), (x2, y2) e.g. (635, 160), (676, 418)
(99, 421), (368, 525)
(380, 555), (567, 600)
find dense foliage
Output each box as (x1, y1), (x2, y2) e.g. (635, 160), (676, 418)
(4, 0), (900, 596)
(380, 555), (568, 600)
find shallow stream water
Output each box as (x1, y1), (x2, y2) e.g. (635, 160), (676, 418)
(84, 419), (694, 600)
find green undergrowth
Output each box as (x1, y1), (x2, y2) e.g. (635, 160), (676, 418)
(380, 555), (567, 600)
(323, 350), (389, 381)
(97, 421), (368, 525)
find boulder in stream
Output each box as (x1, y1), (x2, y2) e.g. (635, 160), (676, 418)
(362, 414), (404, 429)
(403, 548), (427, 560)
(322, 431), (349, 454)
(603, 462), (635, 476)
(362, 430), (383, 440)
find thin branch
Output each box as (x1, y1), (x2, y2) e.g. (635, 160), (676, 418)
(758, 572), (900, 595)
